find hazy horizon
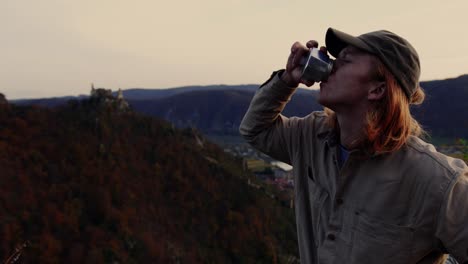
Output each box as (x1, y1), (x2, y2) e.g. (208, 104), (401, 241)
(8, 73), (468, 101)
(2, 0), (468, 99)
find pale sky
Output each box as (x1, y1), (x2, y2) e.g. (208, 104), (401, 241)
(2, 0), (467, 99)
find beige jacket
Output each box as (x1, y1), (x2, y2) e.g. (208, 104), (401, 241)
(239, 71), (468, 264)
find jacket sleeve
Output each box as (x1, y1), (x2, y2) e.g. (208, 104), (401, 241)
(435, 163), (468, 263)
(239, 70), (307, 165)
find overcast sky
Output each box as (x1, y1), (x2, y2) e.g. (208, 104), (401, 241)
(2, 0), (467, 99)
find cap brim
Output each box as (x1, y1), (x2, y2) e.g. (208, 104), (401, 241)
(325, 28), (374, 58)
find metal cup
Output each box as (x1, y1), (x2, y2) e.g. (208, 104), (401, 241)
(300, 48), (334, 83)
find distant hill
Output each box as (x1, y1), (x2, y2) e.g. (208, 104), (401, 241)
(12, 95), (88, 107)
(129, 90), (253, 135)
(9, 74), (468, 139)
(10, 85), (260, 105)
(411, 75), (468, 139)
(11, 84), (312, 106)
(0, 97), (298, 263)
(129, 89), (321, 135)
(121, 85), (260, 100)
(127, 75), (468, 139)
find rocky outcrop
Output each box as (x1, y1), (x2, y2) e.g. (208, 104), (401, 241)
(0, 93), (8, 105)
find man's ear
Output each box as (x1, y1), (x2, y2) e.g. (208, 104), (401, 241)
(368, 82), (386, 100)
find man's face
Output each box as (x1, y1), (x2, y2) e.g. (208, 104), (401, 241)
(317, 45), (380, 111)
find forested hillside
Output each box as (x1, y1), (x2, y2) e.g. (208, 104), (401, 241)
(0, 96), (298, 263)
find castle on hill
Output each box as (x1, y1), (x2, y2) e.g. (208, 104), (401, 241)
(90, 83), (130, 111)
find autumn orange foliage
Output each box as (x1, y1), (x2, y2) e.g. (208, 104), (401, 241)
(0, 99), (297, 263)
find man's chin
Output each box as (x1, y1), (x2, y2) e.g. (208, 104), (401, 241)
(317, 97), (338, 112)
(317, 96), (330, 108)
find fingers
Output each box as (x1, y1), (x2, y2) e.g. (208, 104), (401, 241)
(306, 40), (319, 49)
(288, 42), (305, 71)
(319, 46), (328, 55)
(301, 79), (315, 87)
(286, 42), (300, 72)
(287, 42), (309, 72)
(286, 52), (294, 72)
(291, 41), (302, 53)
(285, 40), (321, 86)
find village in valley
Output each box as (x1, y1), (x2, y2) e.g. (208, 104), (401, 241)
(208, 136), (295, 208)
(211, 134), (468, 210)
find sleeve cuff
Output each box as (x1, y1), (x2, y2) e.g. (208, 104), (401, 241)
(259, 70), (298, 102)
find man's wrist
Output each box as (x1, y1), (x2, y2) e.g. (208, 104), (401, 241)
(279, 70), (299, 88)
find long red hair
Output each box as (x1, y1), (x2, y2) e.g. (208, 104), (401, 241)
(326, 60), (426, 153)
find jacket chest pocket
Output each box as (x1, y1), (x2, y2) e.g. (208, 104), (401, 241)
(351, 213), (415, 263)
(307, 176), (329, 247)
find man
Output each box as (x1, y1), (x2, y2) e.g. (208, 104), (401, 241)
(239, 28), (468, 263)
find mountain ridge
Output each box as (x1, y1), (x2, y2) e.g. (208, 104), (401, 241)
(7, 74), (468, 139)
(11, 74), (468, 102)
